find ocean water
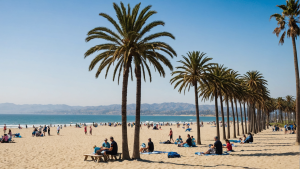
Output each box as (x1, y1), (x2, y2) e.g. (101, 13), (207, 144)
(0, 114), (245, 128)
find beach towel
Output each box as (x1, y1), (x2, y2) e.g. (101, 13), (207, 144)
(185, 128), (192, 132)
(195, 152), (230, 156)
(229, 140), (241, 143)
(168, 152), (180, 158)
(140, 151), (167, 155)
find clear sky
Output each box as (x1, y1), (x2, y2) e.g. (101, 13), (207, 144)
(0, 0), (298, 106)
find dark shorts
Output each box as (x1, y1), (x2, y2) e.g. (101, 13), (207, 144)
(106, 151), (117, 155)
(170, 135), (173, 139)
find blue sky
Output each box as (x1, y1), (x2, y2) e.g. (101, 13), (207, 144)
(0, 0), (297, 106)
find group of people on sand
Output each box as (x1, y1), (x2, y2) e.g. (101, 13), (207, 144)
(84, 125), (92, 135)
(284, 123), (296, 134)
(32, 125), (50, 137)
(200, 136), (232, 155)
(239, 133), (254, 144)
(93, 137), (118, 160)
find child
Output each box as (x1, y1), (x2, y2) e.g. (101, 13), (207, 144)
(90, 126), (92, 135)
(223, 139), (232, 151)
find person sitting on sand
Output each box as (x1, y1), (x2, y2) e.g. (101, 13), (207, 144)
(1, 134), (9, 143)
(100, 138), (110, 151)
(241, 133), (253, 144)
(103, 137), (118, 160)
(239, 134), (246, 142)
(93, 145), (100, 154)
(8, 129), (12, 138)
(175, 135), (183, 143)
(213, 136), (223, 155)
(178, 134), (192, 147)
(191, 136), (196, 147)
(140, 138), (154, 153)
(200, 144), (216, 154)
(223, 139), (232, 151)
(32, 128), (38, 137)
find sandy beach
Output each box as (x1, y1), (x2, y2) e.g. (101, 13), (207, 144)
(0, 124), (298, 169)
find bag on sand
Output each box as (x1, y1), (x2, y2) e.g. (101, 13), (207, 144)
(168, 152), (180, 158)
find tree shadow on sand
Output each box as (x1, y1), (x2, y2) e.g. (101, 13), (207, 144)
(232, 152), (300, 157)
(138, 159), (259, 168)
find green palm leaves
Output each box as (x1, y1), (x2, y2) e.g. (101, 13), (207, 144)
(170, 51), (215, 94)
(85, 2), (176, 82)
(270, 0), (300, 44)
(170, 51), (215, 145)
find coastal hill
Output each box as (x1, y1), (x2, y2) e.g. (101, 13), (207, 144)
(0, 103), (217, 116)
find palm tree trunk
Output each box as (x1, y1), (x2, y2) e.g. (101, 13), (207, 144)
(132, 66), (141, 159)
(194, 82), (201, 145)
(226, 97), (230, 139)
(244, 102), (247, 134)
(257, 107), (261, 132)
(248, 102), (251, 133)
(292, 34), (300, 145)
(231, 99), (236, 138)
(215, 90), (220, 139)
(267, 112), (269, 129)
(219, 94), (226, 140)
(252, 103), (257, 134)
(235, 99), (240, 136)
(240, 101), (244, 135)
(121, 58), (131, 160)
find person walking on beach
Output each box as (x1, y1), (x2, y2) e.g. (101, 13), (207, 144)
(26, 124), (27, 129)
(57, 125), (60, 135)
(84, 126), (87, 135)
(89, 126), (92, 135)
(48, 126), (50, 136)
(169, 128), (174, 142)
(43, 125), (47, 136)
(3, 124), (6, 134)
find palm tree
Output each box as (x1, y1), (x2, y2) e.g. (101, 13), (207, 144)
(271, 0), (300, 145)
(171, 51), (215, 145)
(199, 65), (231, 140)
(285, 95), (294, 123)
(84, 2), (176, 159)
(275, 97), (285, 123)
(242, 71), (268, 133)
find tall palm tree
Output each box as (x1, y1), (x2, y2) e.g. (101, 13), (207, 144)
(84, 2), (176, 159)
(199, 65), (231, 140)
(271, 0), (300, 145)
(285, 95), (294, 123)
(242, 71), (268, 133)
(171, 51), (215, 145)
(275, 97), (285, 123)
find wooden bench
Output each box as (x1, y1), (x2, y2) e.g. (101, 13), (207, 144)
(103, 153), (122, 161)
(83, 154), (107, 162)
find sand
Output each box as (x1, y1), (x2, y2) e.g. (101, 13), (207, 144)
(0, 124), (299, 169)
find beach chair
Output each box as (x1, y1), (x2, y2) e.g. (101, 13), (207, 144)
(83, 154), (107, 162)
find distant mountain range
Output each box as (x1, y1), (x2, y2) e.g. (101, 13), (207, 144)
(0, 103), (218, 116)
